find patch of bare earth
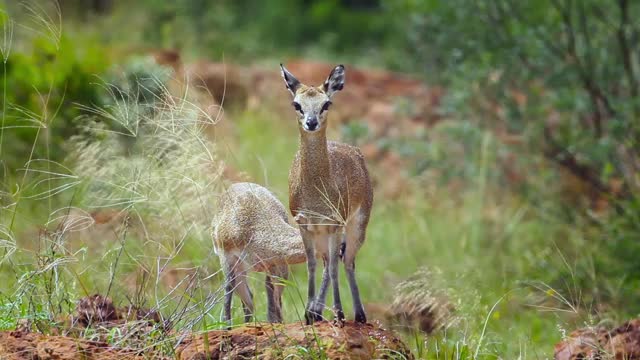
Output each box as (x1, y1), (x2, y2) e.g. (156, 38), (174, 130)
(177, 321), (414, 360)
(0, 330), (145, 360)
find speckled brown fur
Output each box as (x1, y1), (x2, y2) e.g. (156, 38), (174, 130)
(213, 182), (306, 325)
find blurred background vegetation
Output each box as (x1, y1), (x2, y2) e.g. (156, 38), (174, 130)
(0, 0), (639, 358)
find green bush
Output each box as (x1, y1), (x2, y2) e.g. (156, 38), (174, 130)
(136, 0), (389, 62)
(0, 34), (110, 177)
(385, 0), (640, 316)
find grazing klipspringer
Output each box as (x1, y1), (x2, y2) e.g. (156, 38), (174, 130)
(280, 63), (373, 324)
(213, 182), (306, 325)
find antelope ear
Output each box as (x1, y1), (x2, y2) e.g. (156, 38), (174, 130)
(280, 64), (300, 96)
(323, 65), (345, 98)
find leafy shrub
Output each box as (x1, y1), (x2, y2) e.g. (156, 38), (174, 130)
(137, 0), (389, 61)
(0, 34), (110, 177)
(340, 120), (369, 146)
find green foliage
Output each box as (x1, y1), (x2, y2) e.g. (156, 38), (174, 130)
(93, 56), (174, 145)
(383, 0), (640, 313)
(134, 0), (390, 62)
(104, 56), (173, 106)
(387, 0), (640, 196)
(597, 198), (640, 312)
(0, 34), (110, 176)
(0, 296), (54, 331)
(340, 120), (369, 146)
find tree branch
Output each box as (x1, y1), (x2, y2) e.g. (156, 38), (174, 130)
(552, 0), (620, 136)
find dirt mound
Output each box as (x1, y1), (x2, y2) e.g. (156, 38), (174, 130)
(0, 322), (413, 359)
(0, 330), (145, 359)
(177, 321), (414, 360)
(1, 294), (412, 359)
(554, 318), (640, 360)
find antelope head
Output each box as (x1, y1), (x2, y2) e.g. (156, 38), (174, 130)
(280, 64), (345, 132)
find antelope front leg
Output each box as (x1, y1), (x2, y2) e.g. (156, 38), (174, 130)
(301, 231), (317, 325)
(328, 233), (345, 323)
(310, 254), (330, 322)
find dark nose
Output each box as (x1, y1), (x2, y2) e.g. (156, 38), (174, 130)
(305, 117), (318, 130)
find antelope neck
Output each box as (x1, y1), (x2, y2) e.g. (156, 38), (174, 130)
(299, 127), (331, 181)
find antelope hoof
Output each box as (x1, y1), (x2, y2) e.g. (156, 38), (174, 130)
(355, 311), (367, 324)
(310, 303), (325, 322)
(305, 309), (319, 325)
(305, 309), (324, 325)
(305, 302), (316, 325)
(312, 310), (324, 322)
(335, 309), (345, 323)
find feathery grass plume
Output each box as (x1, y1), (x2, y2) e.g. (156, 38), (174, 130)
(66, 61), (227, 336)
(71, 59), (224, 242)
(388, 267), (454, 334)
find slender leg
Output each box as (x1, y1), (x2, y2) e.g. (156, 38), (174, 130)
(265, 274), (278, 323)
(266, 264), (288, 323)
(328, 233), (344, 322)
(345, 257), (366, 323)
(301, 230), (317, 325)
(311, 254), (330, 321)
(235, 270), (254, 323)
(344, 225), (367, 324)
(223, 260), (236, 328)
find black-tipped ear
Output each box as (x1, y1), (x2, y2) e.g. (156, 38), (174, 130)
(280, 64), (300, 96)
(323, 64), (345, 98)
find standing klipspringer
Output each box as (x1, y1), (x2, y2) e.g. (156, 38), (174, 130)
(280, 63), (373, 324)
(213, 182), (306, 326)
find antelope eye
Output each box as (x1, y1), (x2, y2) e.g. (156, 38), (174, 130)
(321, 101), (332, 113)
(292, 102), (303, 113)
